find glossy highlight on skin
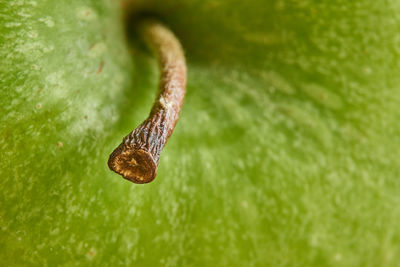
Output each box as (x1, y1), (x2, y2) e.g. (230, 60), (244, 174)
(108, 19), (186, 184)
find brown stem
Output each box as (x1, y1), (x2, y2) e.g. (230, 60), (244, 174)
(108, 19), (186, 184)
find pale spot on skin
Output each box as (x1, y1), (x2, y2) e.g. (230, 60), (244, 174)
(5, 22), (22, 28)
(310, 234), (319, 246)
(57, 142), (63, 148)
(45, 71), (64, 85)
(334, 253), (342, 261)
(27, 31), (38, 39)
(17, 10), (31, 18)
(364, 66), (372, 75)
(276, 103), (333, 148)
(301, 83), (344, 110)
(89, 43), (107, 58)
(27, 0), (37, 7)
(86, 248), (97, 260)
(39, 17), (55, 28)
(259, 71), (295, 94)
(76, 7), (97, 21)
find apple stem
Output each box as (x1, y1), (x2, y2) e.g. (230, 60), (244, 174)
(108, 19), (186, 184)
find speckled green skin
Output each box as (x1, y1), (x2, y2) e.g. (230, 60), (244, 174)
(1, 0), (400, 266)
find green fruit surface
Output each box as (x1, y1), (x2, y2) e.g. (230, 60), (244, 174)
(1, 0), (400, 266)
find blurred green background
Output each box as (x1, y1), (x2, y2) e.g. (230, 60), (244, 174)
(1, 0), (400, 265)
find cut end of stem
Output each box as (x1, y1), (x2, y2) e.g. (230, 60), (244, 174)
(108, 17), (186, 184)
(108, 144), (157, 184)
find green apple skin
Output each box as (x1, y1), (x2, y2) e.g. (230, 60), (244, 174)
(1, 0), (400, 266)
